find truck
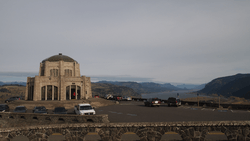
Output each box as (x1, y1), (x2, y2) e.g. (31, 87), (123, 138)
(74, 103), (96, 115)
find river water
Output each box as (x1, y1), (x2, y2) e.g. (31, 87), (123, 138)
(141, 89), (206, 100)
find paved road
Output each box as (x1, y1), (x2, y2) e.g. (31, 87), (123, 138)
(95, 101), (250, 122)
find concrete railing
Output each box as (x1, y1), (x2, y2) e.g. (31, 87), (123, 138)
(0, 121), (250, 141)
(0, 112), (109, 128)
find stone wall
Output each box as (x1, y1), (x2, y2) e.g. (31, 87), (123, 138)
(0, 121), (250, 141)
(0, 112), (109, 128)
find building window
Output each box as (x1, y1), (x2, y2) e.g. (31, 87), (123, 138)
(28, 86), (34, 100)
(77, 86), (81, 99)
(54, 86), (58, 100)
(50, 69), (59, 77)
(41, 68), (45, 76)
(47, 85), (52, 100)
(41, 86), (45, 100)
(65, 69), (72, 76)
(66, 86), (70, 100)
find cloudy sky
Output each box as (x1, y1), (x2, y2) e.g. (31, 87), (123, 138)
(0, 0), (249, 84)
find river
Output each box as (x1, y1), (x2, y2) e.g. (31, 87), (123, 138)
(141, 89), (207, 100)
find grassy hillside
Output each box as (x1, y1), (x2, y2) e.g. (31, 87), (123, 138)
(0, 85), (26, 103)
(198, 73), (250, 99)
(96, 81), (180, 94)
(92, 83), (140, 97)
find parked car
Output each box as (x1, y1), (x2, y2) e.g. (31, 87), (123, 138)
(144, 98), (161, 107)
(13, 106), (27, 113)
(114, 96), (122, 101)
(167, 97), (181, 107)
(53, 107), (67, 114)
(0, 104), (9, 112)
(74, 103), (96, 115)
(94, 95), (99, 98)
(105, 94), (113, 100)
(5, 96), (22, 103)
(33, 106), (48, 114)
(122, 96), (132, 101)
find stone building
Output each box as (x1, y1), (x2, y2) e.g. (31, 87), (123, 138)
(25, 53), (92, 101)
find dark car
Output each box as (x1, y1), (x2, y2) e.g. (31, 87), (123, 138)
(144, 98), (161, 107)
(33, 106), (48, 114)
(13, 106), (27, 113)
(53, 107), (67, 114)
(5, 96), (22, 103)
(0, 104), (10, 112)
(167, 97), (181, 107)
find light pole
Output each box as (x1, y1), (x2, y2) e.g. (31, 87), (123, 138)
(219, 94), (220, 108)
(197, 93), (199, 107)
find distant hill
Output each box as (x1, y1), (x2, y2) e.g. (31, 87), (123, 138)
(193, 84), (206, 90)
(91, 83), (140, 97)
(96, 81), (181, 94)
(0, 81), (26, 86)
(176, 84), (205, 90)
(198, 73), (250, 98)
(160, 83), (181, 90)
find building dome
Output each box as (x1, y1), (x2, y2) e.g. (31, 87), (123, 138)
(42, 53), (78, 63)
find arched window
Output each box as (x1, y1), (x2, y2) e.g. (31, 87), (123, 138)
(54, 86), (58, 100)
(28, 86), (34, 100)
(66, 86), (70, 100)
(41, 86), (45, 100)
(47, 85), (52, 100)
(77, 86), (81, 99)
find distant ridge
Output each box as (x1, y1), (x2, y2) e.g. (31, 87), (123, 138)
(0, 81), (26, 86)
(95, 81), (183, 94)
(198, 73), (250, 98)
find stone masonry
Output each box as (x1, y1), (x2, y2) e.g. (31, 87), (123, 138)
(1, 121), (250, 141)
(0, 112), (109, 128)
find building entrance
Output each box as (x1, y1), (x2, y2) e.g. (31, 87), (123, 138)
(66, 85), (81, 100)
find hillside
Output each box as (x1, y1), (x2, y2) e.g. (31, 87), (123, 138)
(96, 81), (181, 94)
(91, 83), (140, 97)
(0, 85), (26, 103)
(198, 73), (250, 98)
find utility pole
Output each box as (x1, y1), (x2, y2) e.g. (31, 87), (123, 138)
(219, 94), (220, 108)
(197, 93), (199, 107)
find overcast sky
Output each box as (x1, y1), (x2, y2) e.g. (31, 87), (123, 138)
(0, 0), (250, 84)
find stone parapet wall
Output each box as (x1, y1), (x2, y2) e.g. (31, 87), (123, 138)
(0, 112), (109, 128)
(0, 121), (250, 141)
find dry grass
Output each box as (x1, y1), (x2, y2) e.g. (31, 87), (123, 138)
(182, 95), (250, 105)
(0, 85), (26, 103)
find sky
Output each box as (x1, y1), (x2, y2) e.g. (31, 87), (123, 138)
(0, 0), (250, 84)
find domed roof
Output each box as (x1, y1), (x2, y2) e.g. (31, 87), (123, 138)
(42, 53), (78, 63)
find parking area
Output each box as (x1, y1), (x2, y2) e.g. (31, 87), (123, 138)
(95, 100), (250, 122)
